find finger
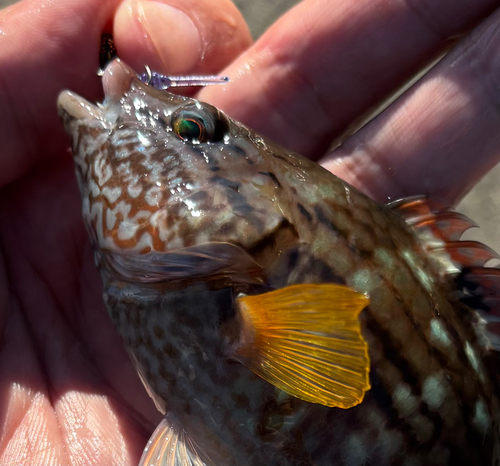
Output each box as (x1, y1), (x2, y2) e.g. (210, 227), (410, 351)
(0, 0), (119, 187)
(0, 308), (66, 465)
(0, 305), (149, 465)
(321, 8), (500, 206)
(199, 0), (498, 159)
(114, 0), (251, 75)
(0, 0), (251, 187)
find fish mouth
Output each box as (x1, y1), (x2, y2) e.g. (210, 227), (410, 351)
(57, 90), (104, 122)
(57, 59), (137, 125)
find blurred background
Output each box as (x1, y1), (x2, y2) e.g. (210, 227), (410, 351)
(0, 0), (498, 253)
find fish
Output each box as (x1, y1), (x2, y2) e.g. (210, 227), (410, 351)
(58, 58), (500, 466)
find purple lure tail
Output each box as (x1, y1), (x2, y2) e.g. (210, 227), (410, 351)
(139, 65), (229, 90)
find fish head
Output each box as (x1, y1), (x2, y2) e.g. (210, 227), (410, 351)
(58, 59), (286, 258)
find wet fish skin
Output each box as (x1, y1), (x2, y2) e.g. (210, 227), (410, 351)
(58, 60), (499, 466)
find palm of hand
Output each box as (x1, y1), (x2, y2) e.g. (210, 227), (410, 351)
(0, 156), (160, 464)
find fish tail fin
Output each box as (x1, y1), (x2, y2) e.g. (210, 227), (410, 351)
(390, 196), (500, 349)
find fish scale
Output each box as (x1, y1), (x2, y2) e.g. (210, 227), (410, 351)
(105, 281), (306, 465)
(58, 59), (500, 466)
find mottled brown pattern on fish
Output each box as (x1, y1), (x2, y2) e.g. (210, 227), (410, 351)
(303, 202), (496, 465)
(59, 64), (500, 466)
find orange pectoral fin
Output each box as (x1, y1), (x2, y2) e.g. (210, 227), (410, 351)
(235, 284), (371, 408)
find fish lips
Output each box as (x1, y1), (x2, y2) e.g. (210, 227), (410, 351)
(57, 59), (139, 135)
(58, 90), (105, 125)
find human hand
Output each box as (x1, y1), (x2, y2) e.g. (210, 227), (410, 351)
(0, 0), (498, 464)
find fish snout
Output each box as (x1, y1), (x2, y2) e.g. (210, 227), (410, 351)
(57, 90), (104, 125)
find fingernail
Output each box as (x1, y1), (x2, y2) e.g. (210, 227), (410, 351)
(131, 0), (202, 73)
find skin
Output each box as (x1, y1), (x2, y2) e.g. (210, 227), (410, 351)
(0, 0), (498, 464)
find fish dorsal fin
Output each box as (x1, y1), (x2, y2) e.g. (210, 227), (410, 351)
(235, 284), (370, 408)
(458, 267), (500, 349)
(406, 211), (478, 242)
(139, 417), (214, 466)
(388, 197), (499, 266)
(457, 267), (500, 316)
(390, 196), (500, 344)
(388, 196), (478, 243)
(439, 241), (500, 268)
(389, 195), (500, 272)
(387, 195), (449, 220)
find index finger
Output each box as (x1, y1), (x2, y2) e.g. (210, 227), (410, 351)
(200, 0), (498, 159)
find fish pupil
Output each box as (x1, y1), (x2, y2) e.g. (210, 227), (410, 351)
(174, 118), (204, 142)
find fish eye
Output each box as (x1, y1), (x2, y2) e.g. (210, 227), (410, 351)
(171, 102), (229, 144)
(173, 117), (205, 142)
